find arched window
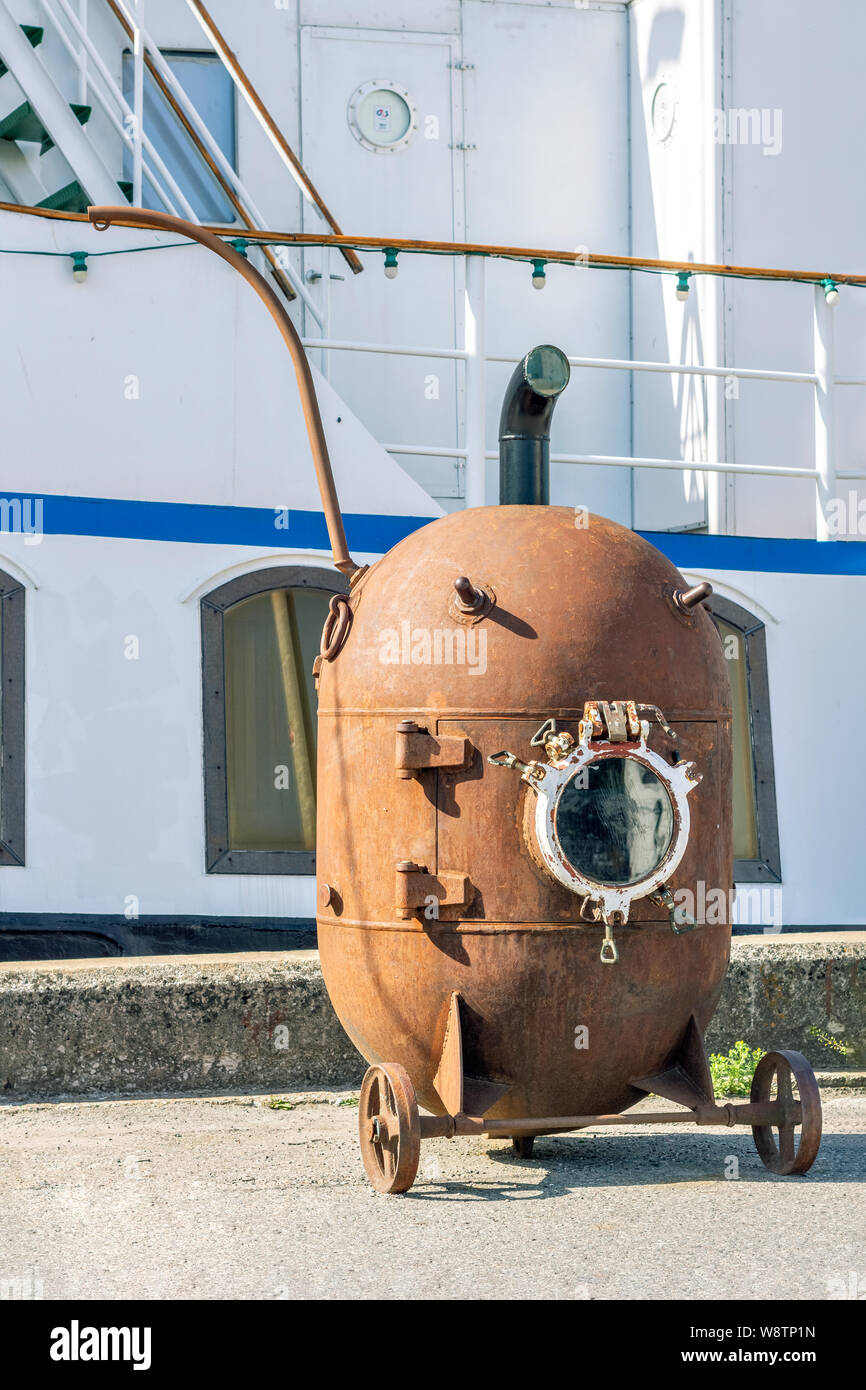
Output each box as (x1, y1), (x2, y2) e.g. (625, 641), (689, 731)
(201, 566), (348, 874)
(709, 595), (780, 884)
(0, 566), (24, 866)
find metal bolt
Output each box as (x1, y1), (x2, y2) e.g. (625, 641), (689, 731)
(674, 581), (713, 611)
(454, 576), (485, 612)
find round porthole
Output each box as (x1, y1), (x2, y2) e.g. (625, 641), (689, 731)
(488, 713), (701, 929)
(554, 757), (676, 888)
(650, 79), (678, 146)
(528, 735), (699, 925)
(347, 80), (418, 154)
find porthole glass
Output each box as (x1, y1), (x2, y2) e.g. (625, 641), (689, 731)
(554, 757), (675, 887)
(348, 81), (417, 153)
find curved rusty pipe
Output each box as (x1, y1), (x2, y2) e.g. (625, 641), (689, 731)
(87, 205), (358, 576)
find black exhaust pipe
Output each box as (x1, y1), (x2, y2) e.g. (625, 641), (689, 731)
(499, 344), (570, 504)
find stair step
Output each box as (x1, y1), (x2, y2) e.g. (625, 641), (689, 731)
(37, 177), (135, 214)
(37, 179), (89, 213)
(0, 25), (44, 81)
(0, 100), (46, 145)
(0, 99), (91, 154)
(40, 105), (91, 155)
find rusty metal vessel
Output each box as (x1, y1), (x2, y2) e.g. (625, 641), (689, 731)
(316, 505), (821, 1191)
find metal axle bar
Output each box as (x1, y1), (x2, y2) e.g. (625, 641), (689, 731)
(419, 1100), (799, 1140)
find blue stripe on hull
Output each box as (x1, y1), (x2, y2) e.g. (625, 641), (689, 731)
(639, 529), (866, 577)
(1, 493), (435, 554)
(2, 492), (866, 574)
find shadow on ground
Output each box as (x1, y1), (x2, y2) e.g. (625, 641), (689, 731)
(408, 1129), (866, 1201)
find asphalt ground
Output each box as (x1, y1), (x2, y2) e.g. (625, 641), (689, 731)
(1, 1091), (864, 1302)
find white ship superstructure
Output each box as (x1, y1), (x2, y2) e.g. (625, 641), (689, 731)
(0, 0), (862, 953)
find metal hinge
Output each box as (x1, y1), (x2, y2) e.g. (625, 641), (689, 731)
(580, 701), (676, 744)
(450, 142), (477, 151)
(449, 61), (475, 70)
(581, 700), (641, 743)
(395, 862), (472, 921)
(395, 721), (472, 779)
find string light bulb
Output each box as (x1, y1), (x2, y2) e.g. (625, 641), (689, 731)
(531, 258), (547, 290)
(70, 251), (88, 284)
(230, 238), (249, 259)
(675, 270), (691, 302)
(822, 277), (839, 306)
(383, 247), (399, 279)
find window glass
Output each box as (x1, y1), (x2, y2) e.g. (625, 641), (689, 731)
(122, 50), (236, 222)
(223, 588), (330, 852)
(717, 617), (759, 860)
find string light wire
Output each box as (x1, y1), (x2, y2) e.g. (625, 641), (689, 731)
(0, 234), (853, 297)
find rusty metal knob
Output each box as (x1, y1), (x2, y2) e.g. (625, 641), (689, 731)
(319, 882), (336, 909)
(453, 576), (485, 613)
(673, 581), (713, 612)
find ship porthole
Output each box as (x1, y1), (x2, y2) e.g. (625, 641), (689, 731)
(347, 80), (418, 154)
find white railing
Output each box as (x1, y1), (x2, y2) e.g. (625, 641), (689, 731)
(303, 256), (866, 540)
(130, 0), (142, 206)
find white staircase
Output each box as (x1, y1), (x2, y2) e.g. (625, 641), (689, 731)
(0, 4), (126, 210)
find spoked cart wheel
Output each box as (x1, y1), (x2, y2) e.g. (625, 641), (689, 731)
(359, 1063), (421, 1193)
(750, 1049), (822, 1175)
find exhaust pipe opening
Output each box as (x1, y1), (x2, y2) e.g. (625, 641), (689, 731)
(498, 344), (570, 505)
